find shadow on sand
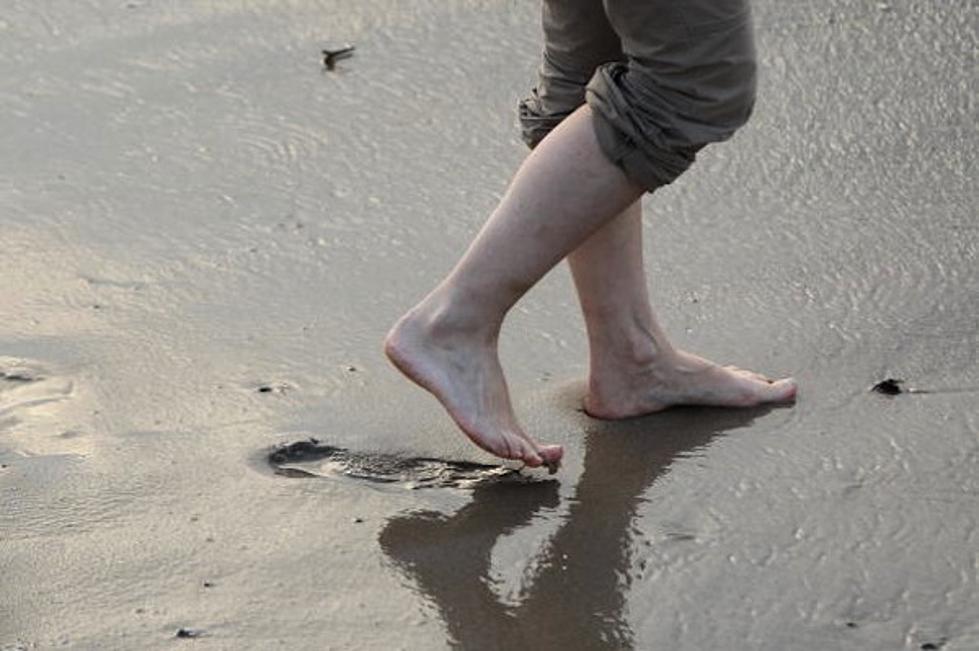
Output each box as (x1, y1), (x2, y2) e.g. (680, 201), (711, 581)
(379, 404), (774, 650)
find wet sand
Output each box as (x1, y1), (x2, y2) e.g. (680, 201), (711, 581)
(1, 1), (977, 649)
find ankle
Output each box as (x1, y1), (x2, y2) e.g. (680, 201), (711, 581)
(587, 327), (674, 374)
(408, 291), (501, 343)
(586, 337), (684, 401)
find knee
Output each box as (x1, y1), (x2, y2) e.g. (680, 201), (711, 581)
(697, 49), (758, 134)
(585, 20), (757, 191)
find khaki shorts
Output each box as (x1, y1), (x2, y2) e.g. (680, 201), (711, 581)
(519, 0), (757, 191)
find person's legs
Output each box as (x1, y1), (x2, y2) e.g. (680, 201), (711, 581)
(386, 0), (797, 468)
(385, 105), (643, 470)
(387, 0), (624, 471)
(566, 202), (796, 419)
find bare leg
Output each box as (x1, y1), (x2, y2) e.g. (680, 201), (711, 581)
(385, 105), (644, 469)
(567, 202), (797, 419)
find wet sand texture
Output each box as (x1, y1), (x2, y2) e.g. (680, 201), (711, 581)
(1, 1), (977, 650)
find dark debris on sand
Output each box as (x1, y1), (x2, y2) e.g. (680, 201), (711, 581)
(322, 45), (355, 71)
(872, 378), (904, 395)
(175, 628), (205, 639)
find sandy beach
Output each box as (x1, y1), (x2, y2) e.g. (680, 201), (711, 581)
(1, 1), (977, 649)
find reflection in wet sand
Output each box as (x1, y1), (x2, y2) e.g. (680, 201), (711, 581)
(380, 406), (771, 649)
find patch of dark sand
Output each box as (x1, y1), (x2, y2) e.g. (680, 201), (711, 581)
(266, 438), (542, 489)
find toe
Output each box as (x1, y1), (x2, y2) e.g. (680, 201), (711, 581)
(516, 438), (543, 467)
(760, 378), (797, 403)
(487, 434), (530, 464)
(537, 444), (563, 463)
(537, 444), (563, 474)
(537, 444), (563, 468)
(518, 439), (563, 471)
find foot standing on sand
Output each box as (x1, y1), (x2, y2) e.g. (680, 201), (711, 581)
(384, 0), (797, 470)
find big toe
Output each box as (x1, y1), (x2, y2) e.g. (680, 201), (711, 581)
(537, 444), (563, 464)
(760, 378), (797, 403)
(536, 444), (563, 474)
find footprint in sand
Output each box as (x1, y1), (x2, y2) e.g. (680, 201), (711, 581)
(266, 437), (542, 489)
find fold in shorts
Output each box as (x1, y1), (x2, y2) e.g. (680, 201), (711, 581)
(519, 0), (757, 192)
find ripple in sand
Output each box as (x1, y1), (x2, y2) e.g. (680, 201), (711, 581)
(267, 438), (536, 489)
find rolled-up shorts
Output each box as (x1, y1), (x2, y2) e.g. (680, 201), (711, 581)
(519, 0), (757, 192)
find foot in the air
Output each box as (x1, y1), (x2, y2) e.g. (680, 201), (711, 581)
(384, 308), (564, 471)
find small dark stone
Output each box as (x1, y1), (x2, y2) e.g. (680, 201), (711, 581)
(346, 365), (357, 372)
(203, 581), (214, 588)
(921, 644), (939, 650)
(872, 378), (904, 395)
(846, 621), (858, 628)
(257, 386), (273, 393)
(353, 517), (364, 524)
(176, 628), (204, 638)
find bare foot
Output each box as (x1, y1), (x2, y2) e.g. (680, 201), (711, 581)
(384, 310), (564, 471)
(584, 350), (797, 420)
